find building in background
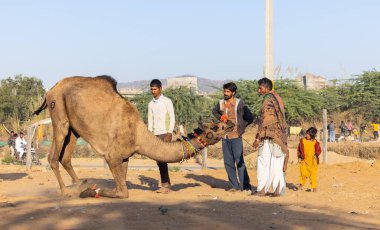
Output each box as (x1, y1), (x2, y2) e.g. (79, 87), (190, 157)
(295, 72), (329, 90)
(167, 75), (198, 92)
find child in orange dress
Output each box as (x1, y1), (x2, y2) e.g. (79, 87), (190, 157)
(297, 127), (321, 192)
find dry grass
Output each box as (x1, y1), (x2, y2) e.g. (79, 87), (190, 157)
(327, 141), (380, 159)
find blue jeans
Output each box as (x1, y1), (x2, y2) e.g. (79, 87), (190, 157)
(329, 131), (335, 142)
(222, 138), (251, 190)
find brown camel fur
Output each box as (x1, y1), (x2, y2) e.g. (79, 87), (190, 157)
(34, 76), (234, 198)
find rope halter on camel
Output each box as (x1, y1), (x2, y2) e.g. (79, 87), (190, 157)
(180, 132), (208, 164)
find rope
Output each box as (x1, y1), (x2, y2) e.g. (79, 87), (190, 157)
(179, 136), (199, 164)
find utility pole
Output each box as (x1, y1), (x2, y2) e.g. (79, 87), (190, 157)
(265, 0), (274, 80)
(322, 109), (328, 163)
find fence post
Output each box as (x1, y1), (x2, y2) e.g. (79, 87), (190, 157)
(322, 109), (328, 163)
(26, 126), (34, 169)
(202, 147), (207, 169)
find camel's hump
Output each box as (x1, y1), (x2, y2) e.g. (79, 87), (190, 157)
(51, 75), (118, 92)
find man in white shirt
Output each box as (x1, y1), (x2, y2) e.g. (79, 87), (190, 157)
(15, 132), (27, 159)
(148, 79), (175, 193)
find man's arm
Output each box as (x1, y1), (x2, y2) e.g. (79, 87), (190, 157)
(212, 101), (222, 120)
(243, 105), (254, 125)
(2, 124), (11, 135)
(147, 102), (153, 132)
(167, 99), (175, 133)
(283, 151), (289, 172)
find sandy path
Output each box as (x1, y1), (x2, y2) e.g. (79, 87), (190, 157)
(0, 150), (379, 230)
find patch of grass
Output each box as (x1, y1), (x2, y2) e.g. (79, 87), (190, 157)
(2, 155), (15, 165)
(169, 166), (181, 172)
(328, 142), (380, 159)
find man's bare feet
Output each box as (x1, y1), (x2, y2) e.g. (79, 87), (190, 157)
(251, 190), (266, 197)
(313, 188), (317, 192)
(155, 187), (171, 194)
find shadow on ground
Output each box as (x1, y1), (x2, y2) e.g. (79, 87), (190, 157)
(0, 173), (28, 181)
(185, 173), (231, 190)
(0, 197), (378, 229)
(78, 176), (202, 193)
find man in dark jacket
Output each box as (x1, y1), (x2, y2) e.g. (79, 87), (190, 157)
(212, 82), (254, 192)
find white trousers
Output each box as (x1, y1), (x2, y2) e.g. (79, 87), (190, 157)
(257, 140), (286, 195)
(16, 147), (25, 158)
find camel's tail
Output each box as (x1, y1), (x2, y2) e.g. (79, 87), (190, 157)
(33, 96), (47, 115)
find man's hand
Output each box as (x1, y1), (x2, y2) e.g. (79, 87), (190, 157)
(164, 133), (172, 142)
(283, 163), (287, 172)
(252, 139), (260, 149)
(220, 114), (228, 123)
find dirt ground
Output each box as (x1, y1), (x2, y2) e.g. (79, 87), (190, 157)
(0, 150), (379, 230)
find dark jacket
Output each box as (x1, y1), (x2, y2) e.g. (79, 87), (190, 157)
(212, 98), (254, 137)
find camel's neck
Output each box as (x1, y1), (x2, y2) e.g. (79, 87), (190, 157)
(135, 121), (203, 163)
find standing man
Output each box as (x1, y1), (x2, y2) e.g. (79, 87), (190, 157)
(253, 77), (289, 197)
(327, 121), (335, 142)
(212, 82), (254, 192)
(3, 124), (16, 157)
(148, 79), (175, 193)
(370, 122), (379, 140)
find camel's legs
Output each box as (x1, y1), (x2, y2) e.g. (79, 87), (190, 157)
(122, 158), (129, 182)
(59, 129), (80, 185)
(48, 121), (70, 196)
(100, 157), (129, 198)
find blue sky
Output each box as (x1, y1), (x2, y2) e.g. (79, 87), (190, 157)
(0, 0), (379, 89)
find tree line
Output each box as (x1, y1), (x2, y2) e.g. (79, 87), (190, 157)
(0, 71), (379, 133)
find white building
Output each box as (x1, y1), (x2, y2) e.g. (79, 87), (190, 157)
(167, 75), (198, 92)
(295, 72), (329, 90)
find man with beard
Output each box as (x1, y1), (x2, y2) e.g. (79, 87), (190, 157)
(212, 82), (254, 192)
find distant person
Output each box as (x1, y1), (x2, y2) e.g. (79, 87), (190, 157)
(339, 121), (346, 137)
(370, 122), (379, 140)
(148, 79), (175, 193)
(15, 132), (27, 159)
(3, 124), (16, 157)
(359, 123), (367, 140)
(252, 77), (289, 197)
(297, 127), (321, 192)
(347, 120), (353, 136)
(212, 82), (254, 192)
(327, 121), (335, 142)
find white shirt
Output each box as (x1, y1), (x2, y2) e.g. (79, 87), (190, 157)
(148, 94), (175, 135)
(15, 136), (27, 151)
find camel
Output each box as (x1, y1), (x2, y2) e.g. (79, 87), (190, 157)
(33, 76), (234, 198)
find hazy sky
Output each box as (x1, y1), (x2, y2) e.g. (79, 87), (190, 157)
(0, 0), (379, 89)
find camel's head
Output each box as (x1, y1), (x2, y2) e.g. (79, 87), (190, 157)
(193, 120), (235, 146)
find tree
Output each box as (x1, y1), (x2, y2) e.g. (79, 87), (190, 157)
(130, 86), (215, 132)
(0, 75), (45, 126)
(347, 70), (380, 121)
(234, 79), (323, 124)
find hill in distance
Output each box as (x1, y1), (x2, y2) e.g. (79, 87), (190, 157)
(117, 76), (228, 94)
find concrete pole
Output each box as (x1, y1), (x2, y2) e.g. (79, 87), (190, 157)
(265, 0), (274, 80)
(26, 126), (34, 169)
(202, 148), (208, 169)
(322, 109), (328, 163)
